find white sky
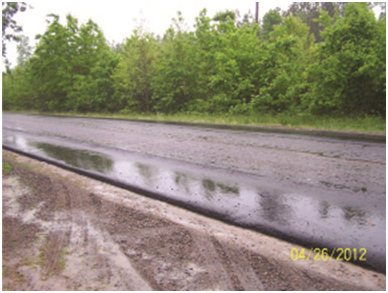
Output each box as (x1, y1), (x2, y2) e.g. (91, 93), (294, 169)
(3, 1), (295, 68)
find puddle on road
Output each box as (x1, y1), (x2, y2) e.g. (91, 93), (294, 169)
(2, 131), (386, 273)
(34, 142), (114, 174)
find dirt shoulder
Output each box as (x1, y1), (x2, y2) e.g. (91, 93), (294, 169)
(2, 149), (385, 291)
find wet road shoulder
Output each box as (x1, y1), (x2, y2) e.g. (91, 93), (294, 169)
(2, 129), (385, 274)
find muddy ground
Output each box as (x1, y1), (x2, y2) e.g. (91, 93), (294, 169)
(2, 150), (385, 291)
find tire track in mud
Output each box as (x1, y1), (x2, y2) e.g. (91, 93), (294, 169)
(2, 164), (153, 290)
(211, 237), (265, 290)
(190, 230), (236, 290)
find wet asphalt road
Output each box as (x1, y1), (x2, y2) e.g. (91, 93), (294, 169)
(2, 113), (386, 273)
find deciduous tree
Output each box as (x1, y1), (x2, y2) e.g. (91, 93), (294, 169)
(306, 2), (385, 115)
(112, 27), (158, 113)
(2, 2), (28, 57)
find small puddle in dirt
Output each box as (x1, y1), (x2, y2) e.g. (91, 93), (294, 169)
(2, 130), (386, 273)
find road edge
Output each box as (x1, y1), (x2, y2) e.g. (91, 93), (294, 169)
(14, 113), (387, 142)
(2, 149), (386, 291)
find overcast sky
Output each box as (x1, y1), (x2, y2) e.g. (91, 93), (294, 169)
(4, 1), (296, 68)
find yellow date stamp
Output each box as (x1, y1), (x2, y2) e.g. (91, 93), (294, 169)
(290, 247), (367, 262)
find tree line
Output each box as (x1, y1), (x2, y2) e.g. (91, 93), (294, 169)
(2, 2), (386, 117)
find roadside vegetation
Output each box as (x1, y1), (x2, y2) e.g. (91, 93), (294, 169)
(2, 2), (386, 133)
(2, 162), (13, 175)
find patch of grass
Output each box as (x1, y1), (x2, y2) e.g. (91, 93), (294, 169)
(3, 152), (33, 174)
(38, 241), (67, 276)
(86, 112), (386, 133)
(19, 257), (35, 267)
(37, 250), (45, 268)
(3, 162), (13, 175)
(58, 251), (67, 270)
(2, 262), (29, 290)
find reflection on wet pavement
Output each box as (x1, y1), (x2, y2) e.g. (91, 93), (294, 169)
(259, 192), (293, 225)
(2, 130), (386, 273)
(34, 142), (113, 174)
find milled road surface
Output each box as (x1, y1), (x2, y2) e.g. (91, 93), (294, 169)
(2, 113), (386, 273)
(3, 113), (385, 196)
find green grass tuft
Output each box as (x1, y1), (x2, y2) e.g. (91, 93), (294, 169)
(3, 162), (13, 175)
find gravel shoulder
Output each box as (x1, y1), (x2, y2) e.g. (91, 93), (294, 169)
(2, 149), (386, 291)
